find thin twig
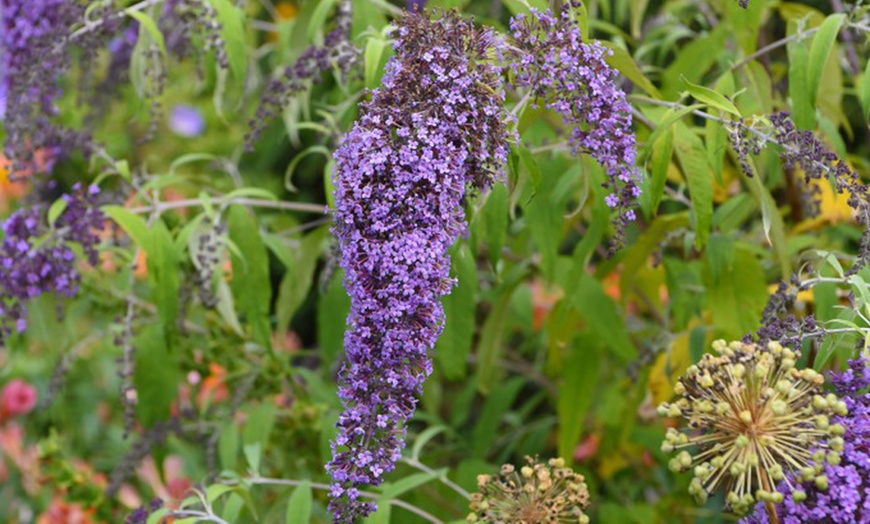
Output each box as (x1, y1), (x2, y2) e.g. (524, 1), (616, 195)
(68, 0), (163, 42)
(127, 197), (330, 215)
(167, 509), (230, 524)
(629, 95), (844, 182)
(250, 20), (279, 33)
(402, 458), (471, 500)
(730, 26), (820, 71)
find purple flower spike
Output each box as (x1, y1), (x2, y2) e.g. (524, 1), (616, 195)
(327, 11), (508, 523)
(1, 0), (96, 170)
(506, 1), (641, 247)
(169, 105), (206, 137)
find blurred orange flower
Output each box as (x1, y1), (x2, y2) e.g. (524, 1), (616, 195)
(530, 279), (563, 331)
(268, 2), (299, 42)
(0, 154), (29, 210)
(0, 423), (41, 494)
(196, 363), (229, 408)
(37, 498), (95, 524)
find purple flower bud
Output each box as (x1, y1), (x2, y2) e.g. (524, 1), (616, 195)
(168, 105), (206, 137)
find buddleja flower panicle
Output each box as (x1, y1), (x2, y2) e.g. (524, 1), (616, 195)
(659, 340), (846, 515)
(2, 0), (86, 170)
(327, 9), (508, 522)
(0, 184), (104, 335)
(506, 0), (641, 246)
(467, 457), (591, 524)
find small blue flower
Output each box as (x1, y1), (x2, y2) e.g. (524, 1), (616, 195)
(169, 105), (206, 137)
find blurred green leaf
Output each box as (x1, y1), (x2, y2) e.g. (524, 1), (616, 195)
(570, 274), (635, 361)
(103, 206), (151, 251)
(674, 123), (713, 249)
(476, 286), (515, 393)
(435, 246), (477, 380)
(219, 423), (240, 471)
(862, 59), (870, 122)
(125, 9), (166, 57)
(318, 269), (351, 369)
(601, 42), (661, 98)
(149, 220), (180, 350)
(228, 206), (273, 354)
(483, 183), (508, 267)
(380, 471), (441, 499)
(275, 228), (326, 334)
(243, 403), (277, 448)
(681, 76), (740, 116)
(807, 14), (845, 109)
(643, 124), (673, 216)
(134, 324), (180, 427)
(286, 481), (312, 524)
(558, 333), (601, 462)
(47, 198), (68, 228)
(472, 377), (526, 457)
(364, 35), (389, 90)
(211, 0), (247, 82)
(788, 38), (814, 129)
(703, 246), (767, 339)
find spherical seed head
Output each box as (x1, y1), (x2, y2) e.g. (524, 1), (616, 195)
(468, 456), (590, 523)
(657, 340), (845, 515)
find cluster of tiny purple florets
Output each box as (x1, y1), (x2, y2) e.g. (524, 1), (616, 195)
(327, 10), (508, 523)
(744, 355), (870, 523)
(0, 184), (103, 335)
(506, 1), (641, 245)
(769, 112), (870, 273)
(0, 0), (110, 170)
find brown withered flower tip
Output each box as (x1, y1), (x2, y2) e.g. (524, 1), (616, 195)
(467, 456), (590, 523)
(658, 340), (847, 515)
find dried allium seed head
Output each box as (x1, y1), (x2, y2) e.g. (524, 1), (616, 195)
(468, 457), (590, 523)
(742, 355), (870, 523)
(658, 340), (846, 515)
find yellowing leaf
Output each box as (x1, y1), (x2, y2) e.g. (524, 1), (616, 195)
(647, 330), (693, 405)
(794, 170), (855, 232)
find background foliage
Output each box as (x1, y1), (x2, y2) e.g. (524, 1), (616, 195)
(2, 0), (870, 522)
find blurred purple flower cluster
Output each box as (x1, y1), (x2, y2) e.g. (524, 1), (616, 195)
(327, 10), (508, 522)
(0, 0), (118, 171)
(506, 1), (641, 245)
(744, 355), (870, 523)
(0, 184), (103, 335)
